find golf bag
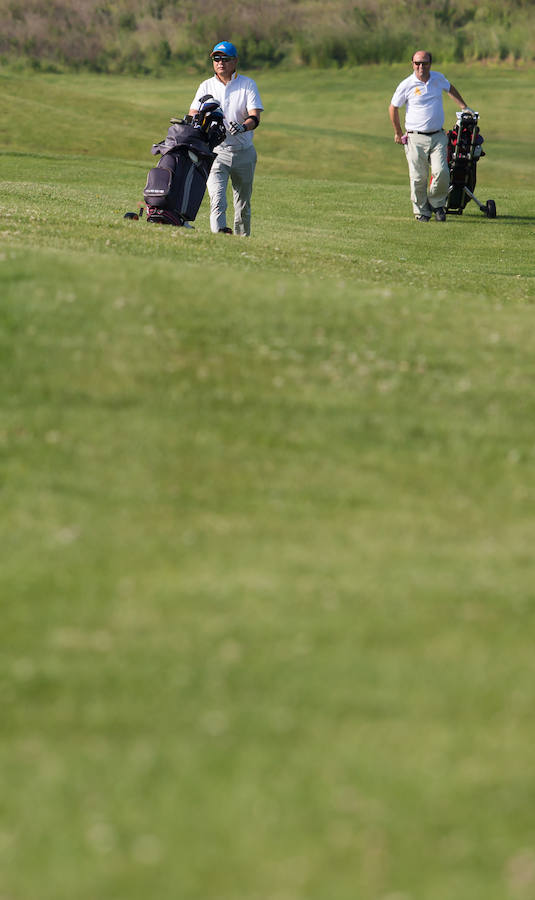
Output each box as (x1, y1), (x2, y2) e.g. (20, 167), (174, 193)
(144, 97), (226, 226)
(445, 111), (496, 218)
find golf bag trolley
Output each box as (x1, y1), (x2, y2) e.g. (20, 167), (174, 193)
(445, 111), (496, 218)
(143, 96), (226, 226)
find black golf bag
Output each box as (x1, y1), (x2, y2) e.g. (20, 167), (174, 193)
(445, 111), (496, 218)
(144, 97), (226, 226)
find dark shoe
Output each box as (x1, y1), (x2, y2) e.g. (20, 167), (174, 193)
(434, 207), (446, 222)
(415, 215), (430, 222)
(218, 227), (233, 234)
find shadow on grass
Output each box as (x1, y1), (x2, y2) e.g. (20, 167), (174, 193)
(447, 213), (535, 225)
(493, 215), (535, 224)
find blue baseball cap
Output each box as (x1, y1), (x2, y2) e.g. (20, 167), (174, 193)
(210, 41), (238, 58)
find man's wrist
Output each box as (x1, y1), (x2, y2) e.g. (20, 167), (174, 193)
(243, 115), (259, 130)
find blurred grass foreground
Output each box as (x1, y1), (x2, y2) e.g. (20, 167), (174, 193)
(1, 61), (535, 900)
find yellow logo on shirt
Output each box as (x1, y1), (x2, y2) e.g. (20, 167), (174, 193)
(414, 87), (422, 95)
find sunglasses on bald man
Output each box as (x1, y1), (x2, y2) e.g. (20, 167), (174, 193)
(212, 54), (233, 62)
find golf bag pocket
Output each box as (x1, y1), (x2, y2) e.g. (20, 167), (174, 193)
(173, 156), (211, 221)
(144, 167), (173, 209)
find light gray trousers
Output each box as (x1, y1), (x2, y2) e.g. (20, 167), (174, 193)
(207, 145), (257, 236)
(405, 131), (449, 218)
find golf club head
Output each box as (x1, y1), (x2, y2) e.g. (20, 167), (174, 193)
(124, 211), (139, 220)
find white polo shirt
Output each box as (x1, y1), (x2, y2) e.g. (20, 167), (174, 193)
(191, 72), (264, 152)
(391, 70), (450, 132)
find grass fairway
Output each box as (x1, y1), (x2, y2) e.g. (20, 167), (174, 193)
(1, 64), (535, 900)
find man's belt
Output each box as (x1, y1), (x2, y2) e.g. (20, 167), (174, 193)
(406, 130), (442, 135)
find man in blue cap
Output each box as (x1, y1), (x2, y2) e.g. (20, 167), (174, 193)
(189, 41), (264, 236)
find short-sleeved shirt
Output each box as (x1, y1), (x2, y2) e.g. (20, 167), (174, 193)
(191, 72), (263, 152)
(390, 70), (451, 132)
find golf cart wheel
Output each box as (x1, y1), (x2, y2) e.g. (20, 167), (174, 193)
(485, 199), (497, 219)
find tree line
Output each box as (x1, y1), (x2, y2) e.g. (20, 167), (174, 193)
(2, 0), (534, 73)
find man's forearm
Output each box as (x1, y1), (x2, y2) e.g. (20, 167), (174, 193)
(448, 83), (468, 108)
(389, 104), (403, 137)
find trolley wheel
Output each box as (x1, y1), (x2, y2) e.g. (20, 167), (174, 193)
(485, 199), (497, 219)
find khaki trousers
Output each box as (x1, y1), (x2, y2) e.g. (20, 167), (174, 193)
(404, 131), (449, 218)
(207, 145), (257, 236)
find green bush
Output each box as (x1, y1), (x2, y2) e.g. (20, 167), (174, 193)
(118, 11), (137, 30)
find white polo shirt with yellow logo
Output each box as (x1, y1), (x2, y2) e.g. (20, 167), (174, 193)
(390, 71), (451, 132)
